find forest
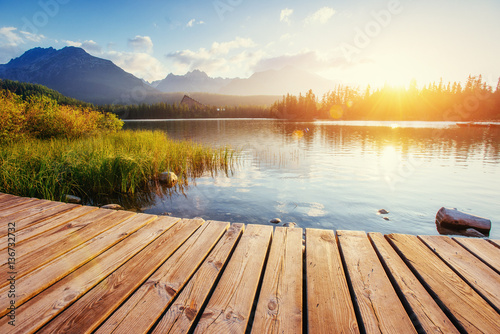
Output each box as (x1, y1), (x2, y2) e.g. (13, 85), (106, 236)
(271, 75), (500, 121)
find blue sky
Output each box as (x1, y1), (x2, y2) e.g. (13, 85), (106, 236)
(0, 0), (499, 88)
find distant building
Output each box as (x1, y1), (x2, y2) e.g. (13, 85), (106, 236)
(180, 95), (204, 108)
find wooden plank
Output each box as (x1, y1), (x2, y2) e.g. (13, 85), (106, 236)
(95, 220), (229, 334)
(36, 218), (203, 334)
(193, 224), (273, 334)
(151, 223), (244, 334)
(453, 237), (500, 274)
(0, 216), (181, 334)
(0, 197), (37, 215)
(0, 205), (89, 250)
(305, 228), (358, 334)
(338, 230), (416, 334)
(0, 213), (157, 316)
(251, 227), (303, 334)
(0, 202), (85, 237)
(0, 206), (107, 261)
(0, 209), (134, 284)
(419, 235), (500, 312)
(368, 233), (459, 334)
(387, 233), (500, 333)
(0, 199), (53, 217)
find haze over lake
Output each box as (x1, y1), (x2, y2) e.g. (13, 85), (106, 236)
(125, 119), (500, 239)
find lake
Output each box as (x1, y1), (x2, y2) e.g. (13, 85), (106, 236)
(124, 119), (500, 238)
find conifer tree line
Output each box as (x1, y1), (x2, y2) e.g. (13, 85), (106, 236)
(272, 76), (500, 121)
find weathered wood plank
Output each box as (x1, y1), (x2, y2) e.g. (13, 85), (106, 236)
(0, 205), (89, 249)
(0, 216), (180, 334)
(0, 197), (37, 215)
(453, 237), (500, 274)
(95, 220), (229, 334)
(338, 230), (416, 334)
(368, 233), (459, 334)
(0, 209), (133, 285)
(0, 199), (53, 218)
(305, 228), (358, 334)
(419, 235), (500, 312)
(251, 227), (303, 334)
(387, 233), (500, 333)
(0, 213), (157, 317)
(0, 202), (85, 237)
(193, 224), (273, 334)
(151, 223), (244, 334)
(35, 218), (203, 334)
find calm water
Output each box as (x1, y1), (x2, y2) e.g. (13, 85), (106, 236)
(124, 119), (500, 238)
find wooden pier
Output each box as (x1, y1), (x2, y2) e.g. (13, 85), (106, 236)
(0, 193), (499, 333)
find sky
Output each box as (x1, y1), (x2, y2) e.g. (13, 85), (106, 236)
(0, 0), (499, 89)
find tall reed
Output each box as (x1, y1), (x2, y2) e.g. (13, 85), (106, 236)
(0, 130), (234, 202)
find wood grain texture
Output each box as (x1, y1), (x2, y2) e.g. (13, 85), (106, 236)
(0, 205), (85, 249)
(388, 233), (500, 333)
(453, 237), (500, 274)
(151, 223), (244, 334)
(305, 228), (359, 334)
(96, 220), (229, 334)
(0, 213), (156, 317)
(36, 218), (202, 334)
(0, 197), (37, 215)
(368, 233), (459, 334)
(193, 224), (273, 334)
(0, 202), (85, 237)
(338, 230), (416, 334)
(251, 227), (303, 334)
(0, 209), (133, 286)
(419, 235), (500, 312)
(0, 216), (177, 334)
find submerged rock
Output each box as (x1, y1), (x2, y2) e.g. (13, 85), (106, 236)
(101, 204), (123, 210)
(377, 209), (389, 215)
(270, 218), (281, 224)
(159, 172), (178, 186)
(64, 194), (81, 204)
(436, 207), (491, 237)
(283, 222), (297, 228)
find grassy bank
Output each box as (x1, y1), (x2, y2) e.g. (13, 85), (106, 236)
(0, 89), (234, 205)
(0, 130), (234, 203)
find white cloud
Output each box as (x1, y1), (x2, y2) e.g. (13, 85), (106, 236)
(166, 37), (262, 77)
(63, 39), (102, 53)
(128, 35), (153, 53)
(305, 7), (336, 25)
(106, 51), (168, 82)
(186, 19), (205, 28)
(0, 26), (45, 63)
(253, 51), (348, 72)
(280, 8), (293, 24)
(0, 27), (24, 46)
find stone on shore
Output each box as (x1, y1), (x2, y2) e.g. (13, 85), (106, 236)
(64, 194), (81, 204)
(101, 204), (123, 210)
(159, 172), (178, 186)
(436, 207), (491, 236)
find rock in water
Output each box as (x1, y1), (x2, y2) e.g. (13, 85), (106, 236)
(159, 172), (178, 186)
(436, 207), (491, 236)
(64, 194), (81, 204)
(377, 209), (389, 215)
(101, 204), (123, 210)
(270, 218), (281, 224)
(283, 222), (297, 228)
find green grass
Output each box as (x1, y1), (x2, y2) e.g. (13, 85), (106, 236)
(0, 130), (234, 204)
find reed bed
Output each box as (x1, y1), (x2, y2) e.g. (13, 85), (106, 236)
(0, 130), (234, 202)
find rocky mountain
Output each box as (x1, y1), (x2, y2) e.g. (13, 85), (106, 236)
(0, 47), (158, 104)
(219, 66), (335, 96)
(153, 69), (232, 93)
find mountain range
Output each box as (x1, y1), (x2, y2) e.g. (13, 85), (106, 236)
(0, 47), (335, 105)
